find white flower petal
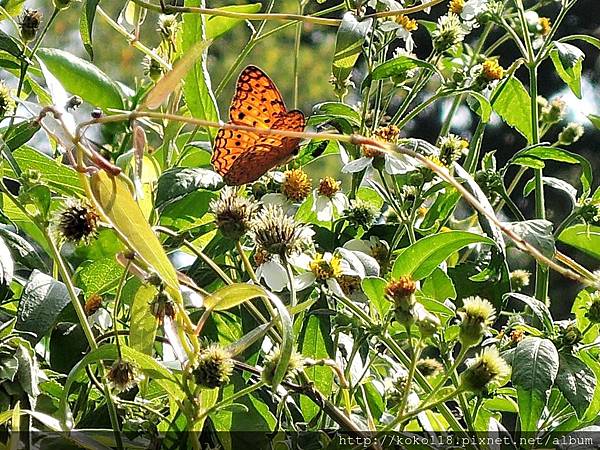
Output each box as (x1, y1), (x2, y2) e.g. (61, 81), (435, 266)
(260, 193), (289, 208)
(258, 260), (288, 292)
(316, 199), (334, 222)
(288, 252), (312, 270)
(384, 154), (417, 175)
(342, 157), (373, 174)
(331, 192), (349, 213)
(295, 272), (316, 291)
(343, 239), (372, 255)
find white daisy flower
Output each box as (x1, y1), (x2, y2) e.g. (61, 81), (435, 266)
(312, 177), (349, 222)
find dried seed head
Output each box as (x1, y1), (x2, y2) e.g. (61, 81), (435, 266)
(53, 198), (100, 244)
(19, 9), (42, 42)
(558, 122), (584, 146)
(252, 205), (312, 258)
(108, 359), (139, 392)
(210, 187), (258, 240)
(150, 291), (176, 324)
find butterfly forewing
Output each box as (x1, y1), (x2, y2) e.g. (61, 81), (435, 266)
(229, 66), (287, 128)
(212, 65), (306, 185)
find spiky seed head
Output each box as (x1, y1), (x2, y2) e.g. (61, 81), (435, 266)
(460, 347), (510, 393)
(193, 344), (234, 389)
(210, 187), (258, 240)
(458, 296), (496, 347)
(54, 198), (100, 244)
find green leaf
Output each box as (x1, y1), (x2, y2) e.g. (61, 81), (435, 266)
(3, 146), (84, 196)
(362, 55), (441, 88)
(155, 167), (221, 210)
(421, 268), (456, 302)
(589, 114), (600, 130)
(0, 0), (25, 17)
(558, 224), (600, 261)
(466, 90), (492, 123)
(205, 4), (262, 40)
(505, 293), (553, 335)
(80, 0), (100, 59)
(550, 42), (585, 98)
(332, 13), (372, 89)
(492, 77), (532, 141)
(204, 284), (266, 311)
(504, 220), (556, 259)
(510, 145), (593, 196)
(181, 0), (219, 130)
(0, 227), (46, 272)
(512, 337), (559, 432)
(572, 289), (597, 344)
(60, 343), (183, 427)
(579, 349), (600, 422)
(312, 102), (361, 125)
(211, 373), (276, 449)
(75, 257), (124, 296)
(2, 120), (40, 151)
(0, 29), (22, 58)
(129, 281), (159, 356)
(392, 231), (495, 280)
(37, 48), (124, 110)
(555, 352), (596, 419)
(560, 34), (600, 50)
(0, 235), (13, 285)
(362, 276), (389, 321)
(16, 270), (73, 344)
(299, 313), (334, 421)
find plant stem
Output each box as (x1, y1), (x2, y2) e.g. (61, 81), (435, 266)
(236, 240), (259, 284)
(112, 260), (132, 360)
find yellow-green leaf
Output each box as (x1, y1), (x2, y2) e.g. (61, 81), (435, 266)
(204, 284), (267, 311)
(88, 171), (181, 301)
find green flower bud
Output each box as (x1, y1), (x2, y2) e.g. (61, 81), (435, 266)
(261, 347), (305, 386)
(0, 81), (15, 119)
(459, 347), (510, 393)
(586, 292), (600, 324)
(458, 296), (496, 348)
(557, 122), (584, 146)
(416, 358), (443, 377)
(193, 344), (234, 389)
(509, 270), (531, 292)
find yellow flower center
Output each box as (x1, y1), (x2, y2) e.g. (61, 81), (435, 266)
(318, 177), (341, 198)
(281, 168), (312, 202)
(482, 59), (504, 81)
(395, 14), (418, 32)
(362, 146), (385, 158)
(449, 0), (464, 14)
(539, 17), (551, 36)
(386, 277), (416, 300)
(309, 253), (342, 280)
(374, 125), (400, 143)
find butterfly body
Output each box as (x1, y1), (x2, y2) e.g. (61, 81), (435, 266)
(212, 66), (305, 185)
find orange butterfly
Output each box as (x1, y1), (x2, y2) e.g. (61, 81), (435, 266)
(211, 66), (306, 186)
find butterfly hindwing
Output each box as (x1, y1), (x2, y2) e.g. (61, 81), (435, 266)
(211, 128), (259, 176)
